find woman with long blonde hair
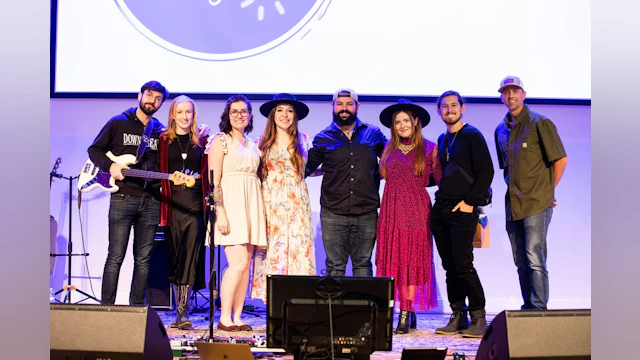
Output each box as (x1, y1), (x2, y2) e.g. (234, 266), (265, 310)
(250, 93), (316, 302)
(158, 95), (209, 329)
(376, 99), (442, 334)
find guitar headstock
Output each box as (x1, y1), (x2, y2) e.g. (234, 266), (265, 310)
(170, 170), (196, 188)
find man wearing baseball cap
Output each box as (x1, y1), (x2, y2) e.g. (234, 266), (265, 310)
(494, 76), (568, 311)
(305, 88), (387, 277)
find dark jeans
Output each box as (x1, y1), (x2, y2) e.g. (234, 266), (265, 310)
(431, 200), (486, 312)
(320, 208), (377, 277)
(102, 193), (160, 305)
(506, 207), (553, 310)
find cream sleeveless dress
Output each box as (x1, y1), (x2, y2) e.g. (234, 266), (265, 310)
(205, 133), (267, 247)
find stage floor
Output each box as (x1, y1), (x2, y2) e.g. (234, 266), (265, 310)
(159, 306), (491, 360)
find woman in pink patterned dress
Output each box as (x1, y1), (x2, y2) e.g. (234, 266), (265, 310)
(376, 99), (442, 334)
(251, 94), (316, 302)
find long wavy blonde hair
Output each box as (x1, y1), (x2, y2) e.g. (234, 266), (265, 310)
(379, 110), (426, 178)
(162, 95), (200, 147)
(258, 106), (303, 179)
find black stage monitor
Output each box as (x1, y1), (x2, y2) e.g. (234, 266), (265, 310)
(267, 275), (394, 360)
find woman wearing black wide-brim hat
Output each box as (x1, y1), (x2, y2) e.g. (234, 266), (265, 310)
(250, 93), (317, 302)
(375, 99), (442, 334)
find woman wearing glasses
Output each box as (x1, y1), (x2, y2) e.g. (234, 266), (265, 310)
(206, 94), (267, 332)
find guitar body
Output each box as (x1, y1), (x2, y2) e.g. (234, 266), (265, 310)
(78, 152), (137, 193)
(78, 152), (195, 193)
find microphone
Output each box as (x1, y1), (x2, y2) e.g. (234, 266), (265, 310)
(206, 169), (215, 208)
(50, 172), (63, 179)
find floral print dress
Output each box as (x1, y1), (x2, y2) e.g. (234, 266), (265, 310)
(250, 132), (316, 302)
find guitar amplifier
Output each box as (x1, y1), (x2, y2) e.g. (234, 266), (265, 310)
(145, 226), (173, 310)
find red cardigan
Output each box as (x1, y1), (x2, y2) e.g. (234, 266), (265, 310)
(158, 134), (209, 226)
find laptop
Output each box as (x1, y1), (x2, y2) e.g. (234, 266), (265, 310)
(195, 342), (255, 360)
(401, 347), (447, 360)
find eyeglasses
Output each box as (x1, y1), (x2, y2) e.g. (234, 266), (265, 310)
(144, 92), (163, 103)
(229, 109), (249, 118)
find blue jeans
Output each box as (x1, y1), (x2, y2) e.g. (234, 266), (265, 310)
(506, 207), (553, 310)
(320, 208), (377, 277)
(102, 193), (160, 305)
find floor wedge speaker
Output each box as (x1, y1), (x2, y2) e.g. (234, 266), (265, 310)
(476, 309), (591, 360)
(50, 303), (172, 360)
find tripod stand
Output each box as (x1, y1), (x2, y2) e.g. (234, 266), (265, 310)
(50, 172), (100, 304)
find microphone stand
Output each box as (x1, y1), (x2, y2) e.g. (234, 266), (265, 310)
(206, 169), (219, 340)
(50, 172), (101, 304)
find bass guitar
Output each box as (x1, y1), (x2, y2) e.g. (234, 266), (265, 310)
(77, 152), (196, 193)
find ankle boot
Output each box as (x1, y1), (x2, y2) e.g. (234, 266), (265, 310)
(461, 309), (487, 338)
(435, 308), (469, 334)
(409, 311), (417, 329)
(176, 284), (193, 330)
(170, 284), (180, 328)
(395, 310), (410, 334)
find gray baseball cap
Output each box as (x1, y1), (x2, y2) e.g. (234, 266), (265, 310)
(498, 76), (525, 93)
(332, 88), (358, 102)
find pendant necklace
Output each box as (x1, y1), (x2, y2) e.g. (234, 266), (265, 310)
(446, 130), (459, 162)
(176, 135), (190, 189)
(176, 134), (189, 160)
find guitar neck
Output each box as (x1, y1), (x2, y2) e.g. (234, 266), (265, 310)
(122, 168), (171, 180)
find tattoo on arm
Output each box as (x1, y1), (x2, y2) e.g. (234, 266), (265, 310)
(213, 186), (224, 208)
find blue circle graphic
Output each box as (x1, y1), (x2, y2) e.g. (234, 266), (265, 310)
(115, 0), (331, 61)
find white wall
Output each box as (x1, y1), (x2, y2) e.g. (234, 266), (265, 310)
(50, 97), (591, 313)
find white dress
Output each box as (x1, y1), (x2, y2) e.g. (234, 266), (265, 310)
(205, 133), (267, 247)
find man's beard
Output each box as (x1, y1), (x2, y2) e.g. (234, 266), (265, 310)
(139, 100), (158, 116)
(441, 112), (462, 126)
(332, 110), (357, 127)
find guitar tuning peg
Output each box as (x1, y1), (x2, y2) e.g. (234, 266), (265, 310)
(193, 172), (199, 178)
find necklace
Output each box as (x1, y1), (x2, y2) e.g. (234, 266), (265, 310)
(176, 134), (190, 189)
(176, 134), (189, 163)
(397, 143), (414, 155)
(445, 130), (459, 162)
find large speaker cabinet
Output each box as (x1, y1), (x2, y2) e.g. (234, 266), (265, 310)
(50, 303), (173, 360)
(476, 309), (591, 360)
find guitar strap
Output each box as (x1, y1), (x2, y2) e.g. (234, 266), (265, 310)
(136, 120), (155, 163)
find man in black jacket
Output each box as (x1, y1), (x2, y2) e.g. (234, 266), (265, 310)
(431, 90), (494, 338)
(88, 81), (168, 305)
